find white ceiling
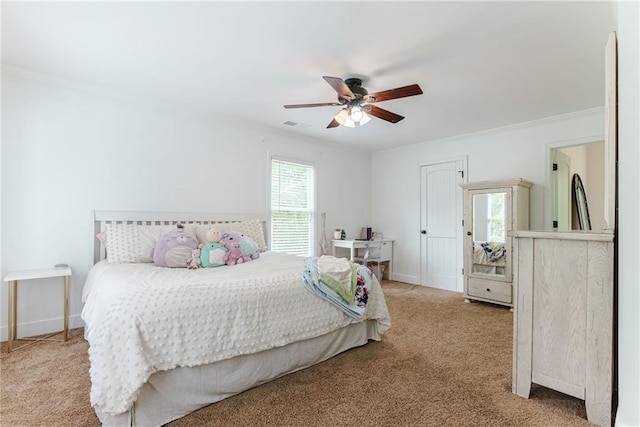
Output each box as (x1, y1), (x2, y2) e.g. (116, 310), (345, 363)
(2, 1), (615, 151)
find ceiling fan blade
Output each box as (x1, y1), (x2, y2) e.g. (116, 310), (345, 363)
(284, 102), (343, 109)
(366, 105), (405, 123)
(326, 118), (340, 129)
(366, 84), (423, 103)
(323, 76), (355, 100)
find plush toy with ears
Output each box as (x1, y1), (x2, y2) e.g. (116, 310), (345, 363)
(223, 242), (245, 266)
(153, 223), (199, 268)
(197, 227), (227, 268)
(220, 231), (260, 263)
(200, 242), (227, 268)
(187, 248), (201, 269)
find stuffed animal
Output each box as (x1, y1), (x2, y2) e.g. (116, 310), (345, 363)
(196, 227), (228, 268)
(196, 226), (223, 246)
(200, 242), (227, 267)
(220, 231), (260, 263)
(187, 248), (201, 269)
(223, 242), (244, 265)
(153, 223), (199, 268)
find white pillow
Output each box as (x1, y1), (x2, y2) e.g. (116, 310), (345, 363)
(104, 224), (198, 263)
(195, 220), (267, 252)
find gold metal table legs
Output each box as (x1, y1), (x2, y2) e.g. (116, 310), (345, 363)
(7, 280), (16, 352)
(6, 275), (70, 353)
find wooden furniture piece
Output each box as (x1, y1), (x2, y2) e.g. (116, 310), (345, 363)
(460, 179), (532, 307)
(511, 230), (614, 427)
(331, 239), (393, 280)
(4, 266), (72, 352)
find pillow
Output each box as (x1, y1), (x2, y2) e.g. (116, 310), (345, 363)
(195, 220), (267, 252)
(103, 223), (197, 264)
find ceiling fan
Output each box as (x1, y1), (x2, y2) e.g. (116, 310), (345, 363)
(284, 76), (423, 128)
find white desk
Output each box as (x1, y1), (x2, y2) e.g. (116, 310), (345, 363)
(4, 266), (72, 352)
(331, 239), (393, 280)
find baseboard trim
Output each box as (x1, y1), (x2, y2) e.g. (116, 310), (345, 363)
(0, 314), (84, 342)
(391, 273), (419, 285)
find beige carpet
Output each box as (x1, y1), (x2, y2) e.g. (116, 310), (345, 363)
(1, 282), (593, 426)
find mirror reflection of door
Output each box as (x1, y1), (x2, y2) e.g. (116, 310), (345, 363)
(549, 142), (605, 231)
(551, 149), (571, 230)
(471, 192), (507, 277)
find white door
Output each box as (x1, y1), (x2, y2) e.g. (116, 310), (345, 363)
(420, 160), (464, 291)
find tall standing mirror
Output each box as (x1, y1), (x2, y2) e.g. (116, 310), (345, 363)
(572, 173), (592, 230)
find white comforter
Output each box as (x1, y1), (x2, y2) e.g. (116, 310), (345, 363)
(81, 251), (391, 416)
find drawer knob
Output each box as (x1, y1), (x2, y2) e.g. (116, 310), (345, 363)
(486, 288), (491, 292)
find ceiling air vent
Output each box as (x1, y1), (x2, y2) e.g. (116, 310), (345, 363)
(283, 121), (311, 128)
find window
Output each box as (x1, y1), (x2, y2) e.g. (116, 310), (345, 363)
(487, 192), (506, 243)
(270, 158), (315, 255)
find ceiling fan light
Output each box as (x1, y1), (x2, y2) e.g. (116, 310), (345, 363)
(358, 113), (371, 126)
(349, 105), (370, 127)
(334, 108), (355, 128)
(350, 106), (365, 122)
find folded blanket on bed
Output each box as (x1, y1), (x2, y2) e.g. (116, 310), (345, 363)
(302, 256), (371, 320)
(473, 241), (506, 266)
(317, 255), (357, 304)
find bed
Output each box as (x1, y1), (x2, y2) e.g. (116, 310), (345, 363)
(82, 211), (391, 426)
(471, 241), (506, 275)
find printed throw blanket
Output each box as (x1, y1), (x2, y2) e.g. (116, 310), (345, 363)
(302, 256), (371, 320)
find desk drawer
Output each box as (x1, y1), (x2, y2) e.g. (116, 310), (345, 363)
(380, 241), (392, 262)
(468, 278), (511, 303)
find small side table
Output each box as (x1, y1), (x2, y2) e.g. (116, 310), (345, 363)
(4, 266), (72, 353)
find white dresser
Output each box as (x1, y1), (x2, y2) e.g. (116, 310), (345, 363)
(511, 230), (614, 427)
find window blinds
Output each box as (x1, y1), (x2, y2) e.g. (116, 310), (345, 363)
(270, 159), (315, 256)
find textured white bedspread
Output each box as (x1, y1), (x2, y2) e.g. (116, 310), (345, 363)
(81, 252), (391, 416)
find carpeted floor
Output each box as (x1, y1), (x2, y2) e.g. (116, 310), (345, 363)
(1, 281), (593, 426)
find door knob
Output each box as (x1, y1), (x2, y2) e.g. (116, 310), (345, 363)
(421, 230), (427, 235)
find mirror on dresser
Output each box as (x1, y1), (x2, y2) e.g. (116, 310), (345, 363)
(470, 191), (508, 279)
(460, 179), (532, 308)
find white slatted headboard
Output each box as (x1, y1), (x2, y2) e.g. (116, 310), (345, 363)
(92, 210), (267, 264)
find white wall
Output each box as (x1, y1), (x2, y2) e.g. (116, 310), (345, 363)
(615, 1), (640, 425)
(585, 142), (605, 231)
(0, 68), (372, 340)
(372, 108), (604, 284)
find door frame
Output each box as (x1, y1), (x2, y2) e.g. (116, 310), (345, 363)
(418, 155), (467, 292)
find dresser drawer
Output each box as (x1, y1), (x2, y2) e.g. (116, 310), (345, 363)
(468, 278), (511, 303)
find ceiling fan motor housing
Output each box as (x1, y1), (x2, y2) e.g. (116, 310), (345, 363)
(344, 78), (368, 99)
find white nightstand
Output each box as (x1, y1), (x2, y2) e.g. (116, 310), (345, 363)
(3, 266), (72, 353)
